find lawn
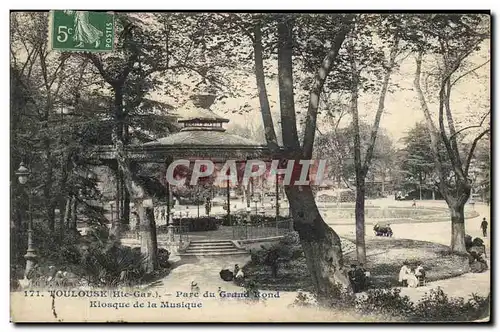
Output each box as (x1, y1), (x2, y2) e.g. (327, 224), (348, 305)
(242, 237), (470, 292)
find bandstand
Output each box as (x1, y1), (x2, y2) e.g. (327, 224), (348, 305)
(94, 94), (293, 254)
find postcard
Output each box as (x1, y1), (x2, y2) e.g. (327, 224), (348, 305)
(10, 10), (491, 323)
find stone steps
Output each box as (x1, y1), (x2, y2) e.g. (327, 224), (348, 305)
(188, 244), (236, 250)
(180, 240), (248, 256)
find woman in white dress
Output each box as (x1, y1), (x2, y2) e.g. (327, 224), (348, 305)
(398, 262), (411, 287)
(406, 271), (419, 288)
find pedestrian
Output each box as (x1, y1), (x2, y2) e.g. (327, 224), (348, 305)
(205, 197), (211, 216)
(412, 199), (416, 208)
(235, 268), (244, 280)
(160, 207), (165, 225)
(191, 280), (200, 293)
(348, 264), (359, 292)
(355, 263), (368, 291)
(415, 264), (426, 286)
(481, 218), (488, 237)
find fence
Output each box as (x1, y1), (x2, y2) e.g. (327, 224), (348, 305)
(232, 218), (294, 240)
(121, 225), (190, 243)
(167, 225), (190, 243)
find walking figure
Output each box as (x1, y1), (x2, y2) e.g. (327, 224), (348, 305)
(412, 199), (416, 208)
(205, 197), (212, 216)
(481, 218), (488, 237)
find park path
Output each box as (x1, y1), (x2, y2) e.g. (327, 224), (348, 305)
(397, 269), (490, 302)
(149, 199), (490, 307)
(149, 254), (251, 297)
(328, 199), (491, 303)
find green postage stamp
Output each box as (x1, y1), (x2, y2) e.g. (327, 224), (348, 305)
(49, 10), (115, 52)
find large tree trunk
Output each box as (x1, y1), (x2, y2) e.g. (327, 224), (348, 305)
(253, 22), (278, 149)
(381, 172), (385, 195)
(272, 17), (353, 302)
(58, 154), (71, 238)
(286, 186), (351, 302)
(48, 201), (57, 233)
(355, 180), (366, 264)
(44, 158), (55, 232)
(446, 181), (471, 253)
(450, 203), (467, 253)
(111, 167), (124, 237)
(69, 196), (77, 230)
(139, 205), (158, 273)
(63, 198), (71, 230)
(123, 182), (130, 228)
(350, 49), (366, 264)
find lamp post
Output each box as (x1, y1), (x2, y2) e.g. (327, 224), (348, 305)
(258, 206), (265, 227)
(197, 191), (200, 218)
(16, 162), (36, 279)
(246, 206), (252, 223)
(169, 206), (176, 242)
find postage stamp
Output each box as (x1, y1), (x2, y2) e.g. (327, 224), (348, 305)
(10, 11), (491, 323)
(49, 10), (115, 52)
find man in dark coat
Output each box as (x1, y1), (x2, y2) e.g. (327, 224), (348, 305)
(481, 218), (488, 237)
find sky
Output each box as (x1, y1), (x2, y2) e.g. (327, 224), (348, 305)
(205, 40), (490, 148)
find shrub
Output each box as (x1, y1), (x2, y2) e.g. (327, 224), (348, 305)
(346, 287), (488, 322)
(250, 234), (302, 278)
(472, 237), (484, 247)
(222, 213), (291, 226)
(412, 288), (489, 322)
(243, 280), (260, 301)
(289, 286), (490, 322)
(291, 290), (318, 307)
(157, 248), (170, 268)
(170, 217), (220, 231)
(356, 288), (414, 318)
(80, 243), (147, 287)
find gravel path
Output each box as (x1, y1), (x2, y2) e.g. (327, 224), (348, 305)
(150, 199), (490, 307)
(327, 199), (491, 303)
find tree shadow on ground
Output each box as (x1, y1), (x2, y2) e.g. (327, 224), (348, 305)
(343, 237), (470, 288)
(243, 237), (470, 291)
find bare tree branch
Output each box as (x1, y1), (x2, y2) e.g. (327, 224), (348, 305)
(277, 17), (300, 152)
(414, 52), (445, 178)
(253, 22), (278, 150)
(438, 79), (465, 180)
(450, 59), (490, 87)
(449, 111), (490, 141)
(465, 129), (490, 175)
(444, 79), (460, 157)
(363, 39), (399, 173)
(302, 16), (353, 159)
(84, 53), (115, 85)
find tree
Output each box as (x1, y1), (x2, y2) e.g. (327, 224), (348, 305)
(84, 13), (236, 268)
(10, 12), (105, 240)
(411, 14), (490, 252)
(370, 130), (397, 196)
(221, 13), (356, 301)
(315, 119), (396, 194)
(400, 122), (443, 198)
(339, 15), (403, 264)
(472, 135), (490, 204)
(313, 100), (354, 188)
